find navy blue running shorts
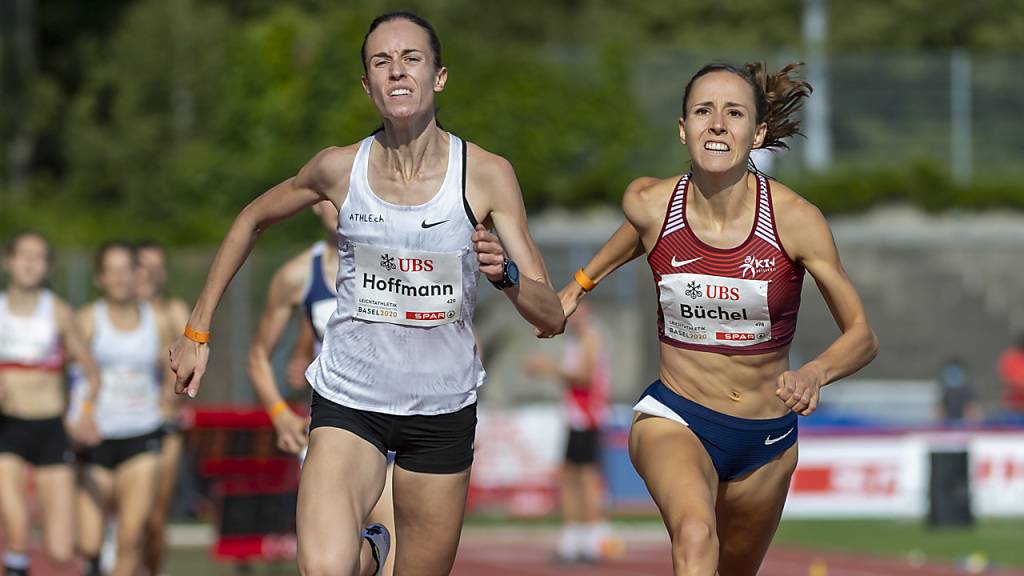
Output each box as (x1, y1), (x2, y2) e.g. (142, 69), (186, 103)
(633, 380), (797, 481)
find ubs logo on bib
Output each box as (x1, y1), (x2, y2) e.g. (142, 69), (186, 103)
(399, 258), (434, 272)
(380, 253), (434, 273)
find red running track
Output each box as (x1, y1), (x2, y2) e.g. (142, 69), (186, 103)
(452, 529), (1024, 576)
(8, 527), (1024, 575)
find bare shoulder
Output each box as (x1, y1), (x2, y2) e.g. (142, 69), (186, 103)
(51, 295), (74, 326)
(770, 180), (833, 261)
(74, 302), (96, 336)
(770, 180), (827, 233)
(625, 175), (672, 203)
(623, 175), (678, 229)
(158, 297), (191, 333)
(272, 246), (316, 301)
(297, 144), (361, 196)
(167, 297), (190, 320)
(465, 141), (516, 184)
(463, 141), (522, 223)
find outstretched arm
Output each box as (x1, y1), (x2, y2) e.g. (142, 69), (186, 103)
(169, 147), (351, 398)
(537, 177), (657, 338)
(556, 220), (645, 324)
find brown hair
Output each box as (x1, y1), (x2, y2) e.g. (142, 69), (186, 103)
(5, 230), (53, 265)
(361, 11), (442, 73)
(682, 62), (812, 151)
(93, 240), (136, 275)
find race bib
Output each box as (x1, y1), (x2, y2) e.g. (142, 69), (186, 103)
(659, 273), (771, 347)
(352, 244), (462, 327)
(100, 366), (160, 411)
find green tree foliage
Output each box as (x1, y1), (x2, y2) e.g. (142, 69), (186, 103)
(830, 0), (1024, 50)
(3, 0), (1024, 247)
(4, 0), (646, 244)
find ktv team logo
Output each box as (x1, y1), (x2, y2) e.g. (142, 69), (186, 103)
(380, 253), (396, 272)
(739, 255), (776, 278)
(685, 281), (703, 300)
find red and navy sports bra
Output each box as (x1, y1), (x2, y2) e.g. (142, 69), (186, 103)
(647, 172), (804, 355)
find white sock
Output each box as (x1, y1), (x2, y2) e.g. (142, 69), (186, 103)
(558, 523), (581, 559)
(583, 521), (611, 558)
(3, 551), (30, 570)
(101, 520), (118, 574)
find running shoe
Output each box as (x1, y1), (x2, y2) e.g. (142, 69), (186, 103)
(362, 523), (391, 576)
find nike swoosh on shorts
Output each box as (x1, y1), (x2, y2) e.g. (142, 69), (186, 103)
(764, 428), (794, 445)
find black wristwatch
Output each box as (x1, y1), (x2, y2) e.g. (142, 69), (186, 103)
(490, 258), (520, 290)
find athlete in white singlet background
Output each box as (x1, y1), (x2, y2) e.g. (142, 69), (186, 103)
(0, 232), (102, 576)
(168, 11), (563, 576)
(135, 240), (190, 576)
(73, 242), (179, 576)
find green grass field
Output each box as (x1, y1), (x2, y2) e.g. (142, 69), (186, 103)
(773, 518), (1024, 567)
(160, 517), (1024, 574)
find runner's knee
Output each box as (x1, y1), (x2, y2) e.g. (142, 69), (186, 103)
(299, 548), (358, 576)
(669, 518), (718, 573)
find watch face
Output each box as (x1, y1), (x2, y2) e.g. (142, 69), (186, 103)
(506, 259), (520, 285)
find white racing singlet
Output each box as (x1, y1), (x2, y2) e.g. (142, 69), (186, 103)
(306, 133), (486, 415)
(0, 290), (63, 371)
(71, 301), (163, 439)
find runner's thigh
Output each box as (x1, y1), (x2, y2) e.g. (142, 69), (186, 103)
(298, 427), (387, 575)
(715, 442), (798, 576)
(391, 465), (471, 576)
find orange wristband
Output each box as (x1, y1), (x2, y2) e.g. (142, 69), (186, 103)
(183, 325), (210, 344)
(574, 268), (597, 292)
(268, 401), (288, 418)
(82, 400), (94, 414)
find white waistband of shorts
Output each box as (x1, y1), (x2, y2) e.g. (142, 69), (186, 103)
(632, 395), (689, 427)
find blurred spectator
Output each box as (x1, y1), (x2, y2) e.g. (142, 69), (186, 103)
(999, 333), (1024, 414)
(934, 357), (983, 425)
(523, 302), (611, 563)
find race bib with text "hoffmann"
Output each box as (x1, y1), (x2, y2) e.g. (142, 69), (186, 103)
(659, 273), (771, 346)
(353, 243), (462, 327)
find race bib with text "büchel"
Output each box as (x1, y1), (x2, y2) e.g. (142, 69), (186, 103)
(658, 273), (771, 347)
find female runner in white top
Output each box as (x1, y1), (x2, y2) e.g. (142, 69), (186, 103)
(0, 232), (102, 576)
(169, 11), (563, 576)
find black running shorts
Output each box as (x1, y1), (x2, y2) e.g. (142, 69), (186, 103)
(77, 428), (163, 470)
(309, 391), (476, 474)
(565, 428), (601, 465)
(0, 415), (74, 467)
